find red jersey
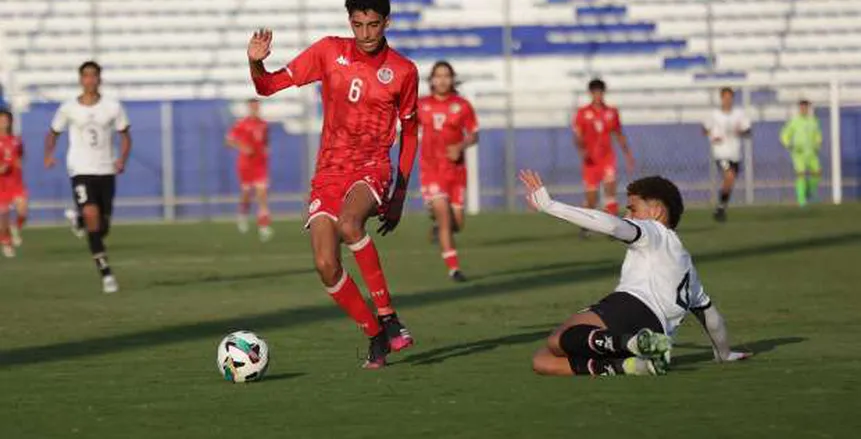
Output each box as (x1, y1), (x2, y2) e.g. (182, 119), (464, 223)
(253, 37), (419, 184)
(573, 104), (622, 162)
(228, 116), (269, 170)
(0, 135), (24, 187)
(418, 94), (478, 176)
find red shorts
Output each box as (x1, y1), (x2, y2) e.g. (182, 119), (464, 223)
(238, 165), (268, 189)
(421, 171), (466, 209)
(305, 167), (392, 228)
(0, 179), (26, 206)
(582, 159), (617, 191)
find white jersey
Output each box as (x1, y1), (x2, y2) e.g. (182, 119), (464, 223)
(615, 219), (711, 336)
(51, 97), (130, 177)
(704, 108), (751, 162)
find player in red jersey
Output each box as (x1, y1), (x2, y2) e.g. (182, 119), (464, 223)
(226, 98), (273, 241)
(0, 109), (28, 257)
(573, 79), (634, 220)
(418, 61), (478, 282)
(247, 0), (419, 369)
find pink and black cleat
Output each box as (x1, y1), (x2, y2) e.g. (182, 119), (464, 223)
(362, 331), (390, 370)
(380, 314), (414, 353)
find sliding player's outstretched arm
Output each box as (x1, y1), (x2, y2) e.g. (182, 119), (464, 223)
(248, 29), (325, 96)
(519, 169), (638, 242)
(692, 304), (751, 362)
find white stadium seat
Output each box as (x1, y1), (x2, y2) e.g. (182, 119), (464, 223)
(2, 0), (861, 124)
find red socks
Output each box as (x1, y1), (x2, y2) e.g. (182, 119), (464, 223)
(15, 215), (26, 230)
(327, 270), (381, 337)
(257, 213), (270, 228)
(442, 250), (460, 273)
(605, 198), (619, 216)
(349, 235), (392, 313)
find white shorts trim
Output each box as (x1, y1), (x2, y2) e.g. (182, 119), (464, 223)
(304, 211), (338, 229)
(345, 180), (383, 207)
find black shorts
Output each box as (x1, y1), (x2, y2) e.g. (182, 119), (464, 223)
(715, 160), (741, 174)
(70, 175), (116, 218)
(589, 292), (664, 335)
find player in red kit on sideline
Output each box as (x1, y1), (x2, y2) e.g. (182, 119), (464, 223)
(573, 79), (634, 223)
(0, 109), (28, 258)
(226, 98), (273, 242)
(418, 61), (478, 282)
(247, 0), (419, 369)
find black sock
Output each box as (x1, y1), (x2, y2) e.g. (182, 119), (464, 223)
(87, 232), (112, 277)
(76, 213), (85, 230)
(100, 218), (111, 239)
(559, 325), (633, 358)
(568, 357), (627, 376)
(718, 190), (731, 209)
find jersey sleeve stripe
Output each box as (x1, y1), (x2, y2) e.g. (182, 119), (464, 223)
(690, 301), (713, 311)
(620, 219), (642, 245)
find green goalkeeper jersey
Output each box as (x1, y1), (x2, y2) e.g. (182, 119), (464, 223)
(780, 115), (822, 154)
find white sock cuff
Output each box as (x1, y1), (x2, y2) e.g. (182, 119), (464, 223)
(325, 271), (348, 294)
(347, 235), (372, 252)
(442, 250), (458, 259)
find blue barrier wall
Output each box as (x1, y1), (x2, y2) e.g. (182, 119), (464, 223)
(15, 100), (861, 222)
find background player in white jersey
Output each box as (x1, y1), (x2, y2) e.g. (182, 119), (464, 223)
(703, 87), (751, 222)
(44, 61), (132, 294)
(520, 170), (750, 376)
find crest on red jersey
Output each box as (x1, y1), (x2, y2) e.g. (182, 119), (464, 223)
(377, 67), (394, 85)
(450, 103), (461, 114)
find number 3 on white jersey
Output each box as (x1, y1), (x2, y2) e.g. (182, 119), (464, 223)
(348, 78), (363, 103)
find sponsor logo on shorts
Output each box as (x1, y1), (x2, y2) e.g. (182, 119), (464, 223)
(309, 199), (321, 214)
(377, 67), (394, 85)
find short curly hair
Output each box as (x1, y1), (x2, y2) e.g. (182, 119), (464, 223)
(627, 176), (685, 229)
(345, 0), (390, 17)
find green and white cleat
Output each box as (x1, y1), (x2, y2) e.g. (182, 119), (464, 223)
(622, 357), (668, 376)
(630, 328), (673, 368)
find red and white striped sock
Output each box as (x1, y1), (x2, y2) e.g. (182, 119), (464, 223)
(349, 235), (393, 315)
(442, 250), (460, 274)
(257, 213), (271, 228)
(605, 197), (619, 216)
(326, 270), (382, 337)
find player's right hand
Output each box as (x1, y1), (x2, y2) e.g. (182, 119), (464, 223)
(44, 155), (57, 169)
(519, 169), (547, 210)
(248, 28), (273, 62)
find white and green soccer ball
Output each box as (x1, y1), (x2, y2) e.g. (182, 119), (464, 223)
(217, 331), (269, 383)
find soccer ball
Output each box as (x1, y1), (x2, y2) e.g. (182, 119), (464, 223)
(216, 331), (269, 383)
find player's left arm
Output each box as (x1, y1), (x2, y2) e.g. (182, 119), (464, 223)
(814, 118), (823, 150)
(737, 112), (753, 138)
(115, 104), (132, 174)
(688, 271), (751, 363)
(378, 64), (419, 236)
(610, 109), (634, 172)
(691, 304), (751, 363)
(447, 100), (480, 161)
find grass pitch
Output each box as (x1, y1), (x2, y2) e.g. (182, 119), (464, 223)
(1, 205), (860, 438)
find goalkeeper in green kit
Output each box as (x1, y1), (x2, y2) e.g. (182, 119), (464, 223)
(780, 99), (823, 207)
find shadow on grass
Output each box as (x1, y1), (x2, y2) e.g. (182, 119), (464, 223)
(673, 336), (806, 367)
(397, 330), (551, 366)
(150, 268), (316, 288)
(262, 372), (307, 382)
(0, 232), (855, 369)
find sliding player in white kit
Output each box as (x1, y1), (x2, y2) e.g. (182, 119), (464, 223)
(703, 87), (752, 222)
(45, 61), (132, 294)
(520, 170), (750, 376)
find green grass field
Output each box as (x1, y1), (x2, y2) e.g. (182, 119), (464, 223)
(2, 205), (860, 438)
